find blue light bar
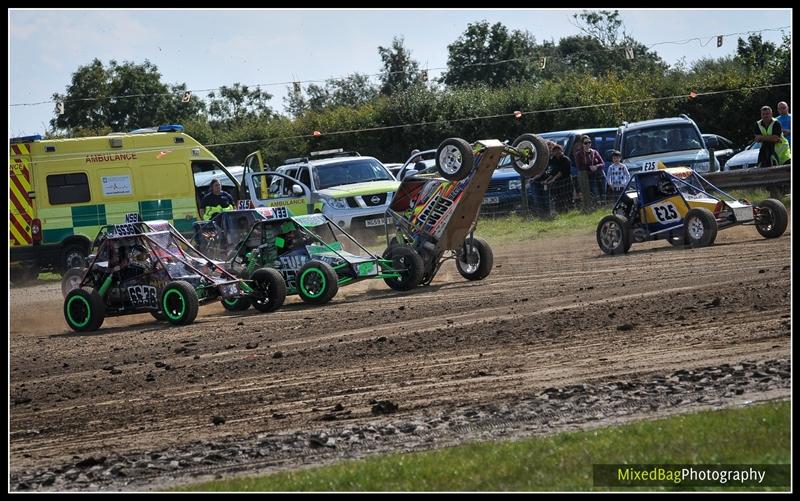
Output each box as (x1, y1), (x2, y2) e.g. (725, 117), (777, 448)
(11, 134), (42, 144)
(157, 124), (184, 132)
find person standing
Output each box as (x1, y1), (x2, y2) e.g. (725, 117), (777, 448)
(541, 143), (573, 213)
(776, 101), (791, 147)
(574, 135), (606, 211)
(605, 150), (631, 202)
(755, 106), (791, 167)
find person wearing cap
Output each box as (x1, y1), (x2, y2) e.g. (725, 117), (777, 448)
(605, 150), (631, 202)
(574, 135), (606, 211)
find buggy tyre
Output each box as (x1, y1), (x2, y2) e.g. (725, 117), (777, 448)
(435, 138), (474, 181)
(64, 288), (105, 332)
(150, 310), (167, 321)
(596, 215), (632, 255)
(666, 232), (688, 247)
(160, 281), (199, 325)
(297, 260), (339, 305)
(61, 267), (86, 298)
(511, 133), (550, 178)
(456, 237), (493, 281)
(383, 245), (425, 291)
(684, 208), (718, 248)
(755, 198), (788, 239)
(251, 267), (287, 313)
(221, 296), (251, 311)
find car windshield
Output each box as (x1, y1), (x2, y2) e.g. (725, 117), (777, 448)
(314, 159), (394, 190)
(623, 124), (703, 158)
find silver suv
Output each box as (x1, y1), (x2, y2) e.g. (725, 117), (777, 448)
(273, 152), (400, 232)
(613, 115), (717, 173)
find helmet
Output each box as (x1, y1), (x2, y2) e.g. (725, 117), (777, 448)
(130, 244), (149, 263)
(658, 177), (677, 195)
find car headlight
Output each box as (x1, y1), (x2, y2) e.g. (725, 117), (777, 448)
(508, 179), (522, 191)
(693, 161), (710, 172)
(322, 197), (348, 210)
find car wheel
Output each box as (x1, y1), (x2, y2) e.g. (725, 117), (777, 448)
(383, 245), (425, 291)
(251, 267), (287, 313)
(160, 281), (200, 325)
(435, 138), (474, 181)
(684, 208), (718, 248)
(297, 260), (339, 304)
(596, 215), (631, 255)
(511, 133), (549, 178)
(64, 288), (105, 332)
(61, 267), (87, 298)
(755, 198), (788, 239)
(456, 237), (493, 281)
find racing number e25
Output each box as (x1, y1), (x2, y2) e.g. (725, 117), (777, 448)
(652, 203), (679, 222)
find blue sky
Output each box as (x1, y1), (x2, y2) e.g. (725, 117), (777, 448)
(8, 8), (791, 137)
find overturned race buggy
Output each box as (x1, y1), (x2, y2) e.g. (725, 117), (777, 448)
(195, 206), (412, 306)
(383, 134), (550, 288)
(63, 219), (259, 332)
(596, 165), (789, 255)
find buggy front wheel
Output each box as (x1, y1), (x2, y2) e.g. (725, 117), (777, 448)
(160, 281), (200, 325)
(383, 245), (425, 291)
(297, 261), (339, 305)
(64, 288), (105, 332)
(596, 215), (632, 255)
(755, 198), (788, 239)
(511, 133), (549, 178)
(251, 267), (287, 313)
(684, 208), (718, 248)
(435, 138), (474, 181)
(456, 238), (493, 281)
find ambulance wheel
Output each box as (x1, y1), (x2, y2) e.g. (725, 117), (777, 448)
(60, 243), (88, 273)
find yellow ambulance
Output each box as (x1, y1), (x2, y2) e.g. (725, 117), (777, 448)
(8, 124), (314, 283)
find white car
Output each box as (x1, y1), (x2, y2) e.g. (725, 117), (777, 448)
(723, 142), (761, 170)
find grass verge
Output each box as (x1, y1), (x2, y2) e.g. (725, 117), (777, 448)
(181, 400), (789, 492)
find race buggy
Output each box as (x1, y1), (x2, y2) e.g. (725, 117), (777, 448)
(382, 134), (550, 287)
(192, 206), (411, 306)
(596, 165), (789, 255)
(63, 218), (282, 332)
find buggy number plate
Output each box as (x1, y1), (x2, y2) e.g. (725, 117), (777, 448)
(651, 202), (680, 223)
(124, 212), (141, 223)
(128, 285), (158, 308)
(110, 224), (137, 236)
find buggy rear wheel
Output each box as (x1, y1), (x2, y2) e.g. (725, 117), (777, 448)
(596, 215), (631, 255)
(221, 296), (251, 311)
(297, 260), (339, 305)
(251, 267), (287, 313)
(435, 138), (474, 181)
(456, 237), (493, 281)
(755, 198), (788, 239)
(684, 208), (718, 248)
(64, 288), (105, 332)
(511, 133), (550, 178)
(383, 245), (425, 291)
(61, 267), (86, 298)
(160, 281), (199, 325)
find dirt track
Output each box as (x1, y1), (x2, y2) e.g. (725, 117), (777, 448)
(9, 225), (791, 489)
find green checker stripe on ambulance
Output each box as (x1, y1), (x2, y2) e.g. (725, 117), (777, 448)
(71, 205), (107, 227)
(139, 200), (173, 221)
(42, 227), (74, 244)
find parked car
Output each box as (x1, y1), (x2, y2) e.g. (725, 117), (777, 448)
(724, 141), (761, 170)
(612, 115), (718, 173)
(702, 134), (737, 170)
(270, 150), (401, 233)
(384, 163), (404, 179)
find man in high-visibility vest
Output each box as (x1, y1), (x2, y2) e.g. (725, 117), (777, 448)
(201, 179), (235, 220)
(754, 105), (791, 167)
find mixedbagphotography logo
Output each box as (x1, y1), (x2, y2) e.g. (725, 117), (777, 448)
(593, 464), (790, 488)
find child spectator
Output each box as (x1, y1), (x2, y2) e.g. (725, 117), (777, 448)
(605, 150), (631, 201)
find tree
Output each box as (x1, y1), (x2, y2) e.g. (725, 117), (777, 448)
(50, 59), (204, 133)
(441, 21), (539, 88)
(283, 73), (379, 115)
(735, 34), (778, 71)
(206, 83), (274, 126)
(377, 36), (422, 96)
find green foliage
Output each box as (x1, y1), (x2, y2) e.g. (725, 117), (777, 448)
(50, 58), (204, 133)
(206, 83), (274, 126)
(378, 36), (423, 96)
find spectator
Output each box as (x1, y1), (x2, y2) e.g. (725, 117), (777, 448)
(201, 179), (235, 220)
(541, 143), (573, 213)
(776, 101), (791, 147)
(754, 106), (791, 167)
(574, 135), (606, 211)
(605, 150), (631, 202)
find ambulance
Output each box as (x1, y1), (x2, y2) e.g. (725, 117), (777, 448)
(9, 124), (317, 283)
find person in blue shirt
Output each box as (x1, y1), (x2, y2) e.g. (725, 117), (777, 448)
(777, 101), (791, 146)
